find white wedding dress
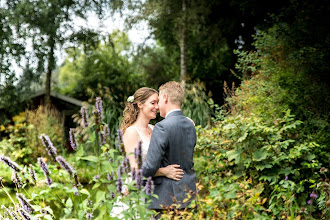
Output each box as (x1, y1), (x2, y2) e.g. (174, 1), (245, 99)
(110, 124), (153, 219)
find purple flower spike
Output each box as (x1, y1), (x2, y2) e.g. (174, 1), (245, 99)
(310, 193), (318, 199)
(95, 97), (103, 120)
(116, 172), (123, 194)
(134, 141), (143, 169)
(93, 97), (103, 125)
(110, 191), (115, 199)
(39, 134), (57, 161)
(94, 175), (100, 180)
(0, 155), (21, 172)
(136, 169), (143, 190)
(56, 156), (74, 175)
(307, 200), (312, 204)
(18, 208), (31, 220)
(86, 213), (93, 220)
(11, 172), (22, 188)
(73, 172), (81, 187)
(28, 164), (37, 183)
(37, 157), (52, 186)
(285, 176), (288, 181)
(2, 205), (20, 219)
(16, 193), (34, 214)
(144, 176), (155, 195)
(107, 172), (113, 181)
(69, 128), (78, 151)
(72, 186), (79, 196)
(131, 168), (136, 180)
(80, 106), (89, 128)
(99, 124), (110, 145)
(117, 130), (125, 154)
(145, 177), (154, 195)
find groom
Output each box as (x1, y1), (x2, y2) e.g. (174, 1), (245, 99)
(142, 81), (197, 215)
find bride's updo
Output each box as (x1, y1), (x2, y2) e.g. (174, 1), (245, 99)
(120, 87), (158, 134)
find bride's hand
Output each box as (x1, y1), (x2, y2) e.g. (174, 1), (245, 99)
(163, 164), (184, 181)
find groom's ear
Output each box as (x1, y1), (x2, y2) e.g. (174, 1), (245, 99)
(164, 94), (169, 103)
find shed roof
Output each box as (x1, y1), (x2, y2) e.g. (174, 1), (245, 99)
(29, 90), (83, 107)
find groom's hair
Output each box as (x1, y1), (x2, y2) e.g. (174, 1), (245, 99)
(159, 81), (184, 106)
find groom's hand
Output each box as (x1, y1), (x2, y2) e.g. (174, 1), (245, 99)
(164, 164), (184, 181)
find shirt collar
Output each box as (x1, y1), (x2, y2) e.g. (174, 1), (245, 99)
(165, 109), (181, 118)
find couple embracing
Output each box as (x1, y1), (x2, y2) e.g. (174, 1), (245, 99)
(117, 81), (197, 218)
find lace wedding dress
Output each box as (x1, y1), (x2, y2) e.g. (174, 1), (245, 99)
(110, 125), (153, 219)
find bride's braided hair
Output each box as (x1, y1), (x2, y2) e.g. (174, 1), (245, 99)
(120, 87), (158, 134)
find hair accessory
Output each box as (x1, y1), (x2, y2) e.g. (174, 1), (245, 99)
(127, 95), (134, 103)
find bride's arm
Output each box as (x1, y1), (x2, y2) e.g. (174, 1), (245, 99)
(154, 165), (184, 181)
(122, 127), (140, 170)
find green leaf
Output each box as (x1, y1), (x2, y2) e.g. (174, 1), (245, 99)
(80, 188), (90, 196)
(81, 155), (99, 163)
(95, 190), (106, 204)
(252, 149), (268, 161)
(223, 124), (236, 130)
(237, 132), (248, 142)
(226, 149), (241, 164)
(92, 182), (101, 190)
(66, 198), (73, 208)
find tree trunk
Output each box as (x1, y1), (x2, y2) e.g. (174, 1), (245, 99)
(45, 40), (55, 106)
(180, 0), (187, 88)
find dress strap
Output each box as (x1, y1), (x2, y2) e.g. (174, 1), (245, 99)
(132, 126), (146, 143)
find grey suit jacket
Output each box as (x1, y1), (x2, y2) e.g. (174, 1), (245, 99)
(142, 110), (197, 209)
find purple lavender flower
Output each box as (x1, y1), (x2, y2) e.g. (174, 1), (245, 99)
(131, 168), (136, 180)
(121, 156), (130, 173)
(109, 157), (113, 163)
(285, 176), (288, 181)
(72, 186), (79, 196)
(28, 165), (37, 184)
(94, 175), (100, 180)
(86, 213), (93, 220)
(37, 157), (52, 186)
(307, 200), (312, 204)
(117, 129), (125, 154)
(107, 172), (113, 181)
(56, 156), (74, 175)
(110, 191), (115, 199)
(116, 172), (123, 194)
(18, 208), (31, 220)
(135, 169), (143, 190)
(69, 128), (78, 151)
(99, 124), (110, 145)
(144, 176), (155, 195)
(73, 172), (81, 187)
(16, 193), (34, 214)
(1, 205), (19, 219)
(134, 141), (143, 169)
(11, 172), (22, 188)
(95, 97), (103, 120)
(80, 106), (89, 128)
(93, 97), (103, 125)
(0, 155), (21, 172)
(310, 193), (318, 199)
(39, 134), (57, 161)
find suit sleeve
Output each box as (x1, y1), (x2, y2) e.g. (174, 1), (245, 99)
(142, 123), (167, 177)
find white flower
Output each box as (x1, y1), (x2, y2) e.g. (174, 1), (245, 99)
(127, 96), (134, 103)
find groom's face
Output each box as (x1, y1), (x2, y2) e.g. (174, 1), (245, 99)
(158, 90), (167, 118)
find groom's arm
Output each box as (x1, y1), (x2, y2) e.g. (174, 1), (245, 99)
(142, 123), (167, 177)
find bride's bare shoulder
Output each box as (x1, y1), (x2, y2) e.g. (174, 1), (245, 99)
(123, 126), (139, 138)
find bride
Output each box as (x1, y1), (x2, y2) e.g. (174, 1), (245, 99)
(111, 87), (184, 218)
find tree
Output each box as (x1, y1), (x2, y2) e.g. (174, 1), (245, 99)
(111, 0), (292, 104)
(2, 0), (110, 105)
